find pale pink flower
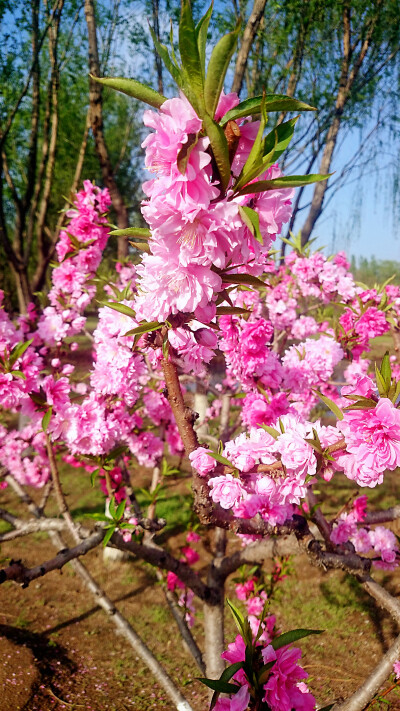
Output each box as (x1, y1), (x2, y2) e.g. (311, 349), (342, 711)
(189, 447), (216, 476)
(208, 474), (246, 509)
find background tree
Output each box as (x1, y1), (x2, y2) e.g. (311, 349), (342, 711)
(0, 0), (142, 311)
(227, 0), (400, 250)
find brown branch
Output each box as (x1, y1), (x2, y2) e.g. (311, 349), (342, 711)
(111, 532), (214, 604)
(363, 506), (400, 525)
(156, 570), (206, 675)
(0, 507), (18, 526)
(218, 535), (300, 579)
(307, 489), (332, 545)
(0, 529), (104, 586)
(45, 434), (85, 541)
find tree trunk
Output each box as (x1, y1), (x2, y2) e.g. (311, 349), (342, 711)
(203, 559), (225, 679)
(231, 0), (267, 97)
(84, 0), (129, 260)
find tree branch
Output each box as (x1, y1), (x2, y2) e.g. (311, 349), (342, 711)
(0, 529), (104, 585)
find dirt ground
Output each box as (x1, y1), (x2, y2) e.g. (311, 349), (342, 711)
(2, 463), (400, 710)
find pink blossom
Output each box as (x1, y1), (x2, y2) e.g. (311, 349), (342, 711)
(208, 474), (246, 509)
(221, 634), (246, 665)
(189, 447), (216, 476)
(186, 531), (201, 543)
(338, 398), (400, 486)
(181, 547), (199, 565)
(369, 526), (398, 564)
(276, 431), (316, 479)
(235, 580), (255, 601)
(241, 392), (290, 428)
(214, 685), (250, 711)
(246, 592), (267, 616)
(262, 645), (316, 711)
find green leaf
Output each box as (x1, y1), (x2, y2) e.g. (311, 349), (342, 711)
(313, 390), (343, 420)
(220, 272), (265, 288)
(233, 126), (277, 191)
(9, 338), (33, 368)
(317, 705), (335, 711)
(391, 380), (400, 404)
(85, 511), (109, 521)
(344, 398), (378, 411)
(239, 205), (263, 244)
(30, 390), (47, 407)
(109, 496), (117, 519)
(226, 598), (245, 635)
(380, 351), (392, 390)
(91, 76), (166, 108)
(272, 628), (323, 651)
(204, 21), (240, 118)
(375, 363), (387, 397)
(262, 116), (298, 163)
(219, 662), (244, 683)
(197, 678), (239, 694)
(202, 113), (231, 189)
(99, 301), (136, 318)
(42, 406), (52, 432)
(236, 99), (267, 187)
(257, 659), (277, 685)
(130, 241), (151, 253)
(115, 498), (127, 521)
(103, 526), (116, 547)
(209, 662), (244, 711)
(195, 3), (213, 76)
(109, 227), (151, 240)
(220, 94), (316, 126)
(90, 468), (100, 487)
(179, 0), (204, 108)
(235, 116), (299, 192)
(105, 445), (128, 462)
(149, 27), (183, 88)
(234, 173), (331, 197)
(10, 370), (26, 380)
(123, 321), (162, 337)
(206, 451), (234, 468)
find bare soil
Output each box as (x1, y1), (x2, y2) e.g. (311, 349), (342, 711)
(2, 433), (400, 709)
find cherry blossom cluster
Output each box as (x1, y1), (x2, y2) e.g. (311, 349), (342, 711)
(38, 180), (111, 345)
(330, 495), (399, 569)
(209, 598), (316, 711)
(134, 92), (294, 346)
